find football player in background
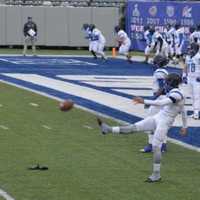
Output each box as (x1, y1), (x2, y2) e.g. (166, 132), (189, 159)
(174, 23), (185, 63)
(114, 25), (132, 63)
(189, 24), (200, 45)
(163, 24), (175, 60)
(89, 24), (107, 60)
(151, 27), (168, 58)
(181, 42), (200, 119)
(23, 16), (37, 56)
(97, 73), (187, 182)
(141, 55), (169, 153)
(82, 23), (96, 58)
(143, 25), (154, 63)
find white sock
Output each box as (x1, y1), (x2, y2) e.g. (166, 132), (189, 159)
(112, 127), (120, 134)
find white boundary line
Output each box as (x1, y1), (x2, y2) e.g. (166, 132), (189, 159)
(1, 79), (200, 152)
(0, 188), (15, 200)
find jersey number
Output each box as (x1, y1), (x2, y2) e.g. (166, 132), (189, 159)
(189, 63), (196, 72)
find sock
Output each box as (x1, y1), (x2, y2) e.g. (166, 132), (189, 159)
(148, 132), (153, 144)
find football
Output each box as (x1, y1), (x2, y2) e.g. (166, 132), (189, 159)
(59, 99), (74, 111)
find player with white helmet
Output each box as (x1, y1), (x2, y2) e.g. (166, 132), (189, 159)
(114, 25), (132, 63)
(90, 24), (107, 60)
(97, 73), (187, 182)
(82, 23), (97, 59)
(141, 54), (169, 153)
(182, 42), (200, 119)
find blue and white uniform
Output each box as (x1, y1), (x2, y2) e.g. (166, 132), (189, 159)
(189, 31), (200, 45)
(90, 28), (106, 56)
(145, 68), (169, 146)
(164, 27), (175, 56)
(144, 30), (153, 55)
(152, 31), (168, 57)
(116, 29), (131, 56)
(174, 27), (185, 56)
(83, 27), (92, 51)
(136, 88), (187, 147)
(185, 53), (200, 117)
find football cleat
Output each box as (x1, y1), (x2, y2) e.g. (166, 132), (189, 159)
(97, 118), (110, 135)
(140, 144), (152, 153)
(145, 176), (161, 183)
(161, 143), (167, 153)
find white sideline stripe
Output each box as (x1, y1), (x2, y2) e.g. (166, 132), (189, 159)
(0, 125), (9, 130)
(1, 74), (199, 128)
(1, 79), (200, 153)
(0, 188), (15, 200)
(2, 73), (147, 118)
(29, 102), (39, 107)
(113, 89), (152, 96)
(42, 125), (52, 130)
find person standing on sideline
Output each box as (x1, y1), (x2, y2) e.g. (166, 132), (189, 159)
(23, 16), (37, 56)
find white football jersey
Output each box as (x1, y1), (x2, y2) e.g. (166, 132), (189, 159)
(151, 31), (168, 48)
(174, 28), (185, 46)
(185, 52), (200, 79)
(160, 88), (185, 120)
(190, 31), (200, 44)
(117, 30), (131, 44)
(92, 28), (106, 43)
(152, 68), (168, 94)
(164, 27), (175, 43)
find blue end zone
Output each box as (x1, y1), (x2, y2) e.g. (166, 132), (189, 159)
(0, 56), (199, 149)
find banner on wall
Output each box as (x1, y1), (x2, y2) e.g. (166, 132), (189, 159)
(126, 0), (200, 51)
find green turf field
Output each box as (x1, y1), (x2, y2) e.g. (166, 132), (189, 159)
(0, 82), (200, 200)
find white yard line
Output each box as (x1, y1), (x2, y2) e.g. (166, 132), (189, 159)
(83, 125), (93, 130)
(0, 188), (15, 200)
(29, 102), (39, 107)
(42, 125), (52, 130)
(0, 125), (9, 130)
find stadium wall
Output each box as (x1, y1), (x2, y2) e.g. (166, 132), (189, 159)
(0, 6), (119, 47)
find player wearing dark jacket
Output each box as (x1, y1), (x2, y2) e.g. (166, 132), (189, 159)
(23, 17), (37, 56)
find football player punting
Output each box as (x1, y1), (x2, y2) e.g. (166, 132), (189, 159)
(97, 73), (187, 182)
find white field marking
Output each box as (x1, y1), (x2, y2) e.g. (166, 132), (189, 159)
(57, 74), (198, 127)
(58, 75), (152, 88)
(0, 125), (9, 130)
(1, 78), (200, 153)
(42, 125), (52, 130)
(113, 89), (152, 96)
(29, 102), (39, 107)
(0, 189), (15, 200)
(83, 125), (93, 130)
(2, 74), (148, 119)
(2, 73), (199, 127)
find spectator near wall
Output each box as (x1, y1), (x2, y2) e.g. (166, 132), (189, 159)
(23, 16), (37, 56)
